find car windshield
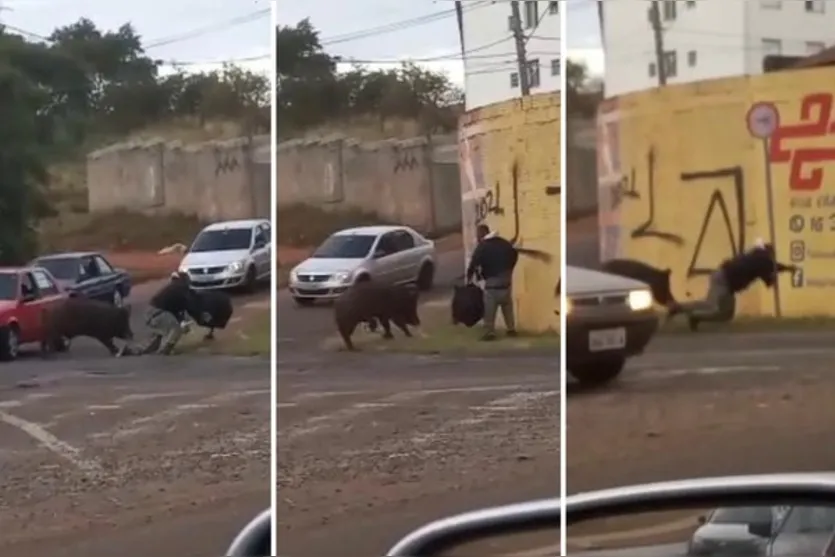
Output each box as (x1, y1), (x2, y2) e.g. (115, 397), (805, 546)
(709, 507), (774, 524)
(0, 273), (17, 300)
(190, 228), (252, 252)
(34, 257), (80, 280)
(779, 506), (835, 534)
(312, 234), (376, 259)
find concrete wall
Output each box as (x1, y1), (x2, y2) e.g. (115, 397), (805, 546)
(86, 134), (271, 222)
(459, 93), (561, 333)
(276, 134), (461, 236)
(598, 66), (835, 317)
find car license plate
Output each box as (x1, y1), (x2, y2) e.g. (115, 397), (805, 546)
(588, 327), (626, 352)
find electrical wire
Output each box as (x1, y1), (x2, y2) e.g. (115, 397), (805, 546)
(320, 0), (491, 46)
(144, 8), (270, 49)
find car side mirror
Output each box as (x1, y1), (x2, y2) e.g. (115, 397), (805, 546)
(747, 520), (772, 538)
(696, 515), (706, 525)
(373, 249), (386, 259)
(21, 292), (36, 303)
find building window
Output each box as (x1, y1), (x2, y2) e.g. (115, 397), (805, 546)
(663, 50), (678, 77)
(523, 1), (538, 28)
(806, 41), (826, 54)
(805, 0), (824, 13)
(551, 58), (560, 76)
(760, 0), (781, 8)
(510, 72), (519, 88)
(508, 15), (515, 31)
(662, 0), (677, 20)
(762, 38), (782, 55)
(687, 50), (697, 67)
(548, 1), (558, 14)
(648, 62), (657, 77)
(526, 59), (541, 88)
(685, 0), (696, 7)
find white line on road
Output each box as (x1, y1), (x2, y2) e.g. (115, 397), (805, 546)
(0, 411), (102, 474)
(634, 365), (781, 380)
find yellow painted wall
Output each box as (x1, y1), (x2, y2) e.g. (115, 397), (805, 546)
(459, 93), (561, 332)
(598, 67), (835, 317)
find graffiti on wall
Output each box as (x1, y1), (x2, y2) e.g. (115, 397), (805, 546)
(612, 146), (747, 278)
(393, 146), (419, 173)
(214, 149), (240, 176)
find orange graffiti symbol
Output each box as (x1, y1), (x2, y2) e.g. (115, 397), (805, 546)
(769, 92), (835, 192)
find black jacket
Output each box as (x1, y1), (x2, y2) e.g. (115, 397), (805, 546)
(720, 247), (792, 293)
(466, 236), (519, 287)
(150, 278), (195, 317)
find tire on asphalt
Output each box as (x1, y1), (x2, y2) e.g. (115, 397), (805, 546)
(243, 265), (258, 293)
(0, 324), (20, 361)
(569, 358), (625, 387)
(112, 288), (124, 307)
(417, 262), (435, 291)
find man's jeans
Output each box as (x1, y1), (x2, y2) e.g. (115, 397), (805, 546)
(483, 287), (516, 334)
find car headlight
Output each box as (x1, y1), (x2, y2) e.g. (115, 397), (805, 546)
(333, 271), (351, 283)
(289, 269), (299, 282)
(628, 289), (653, 311)
(227, 261), (245, 273)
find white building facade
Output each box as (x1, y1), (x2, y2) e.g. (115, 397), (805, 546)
(603, 0), (835, 97)
(459, 0), (561, 110)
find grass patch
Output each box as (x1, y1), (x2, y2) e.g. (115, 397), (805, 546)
(277, 203), (390, 247)
(659, 314), (835, 334)
(323, 298), (559, 354)
(39, 209), (207, 252)
(177, 305), (271, 356)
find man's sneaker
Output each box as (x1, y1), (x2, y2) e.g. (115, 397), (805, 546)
(481, 332), (497, 341)
(507, 330), (518, 338)
(688, 315), (700, 332)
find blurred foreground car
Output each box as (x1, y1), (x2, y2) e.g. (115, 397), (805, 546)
(687, 506), (786, 555)
(178, 219), (272, 291)
(32, 251), (131, 306)
(289, 225), (436, 306)
(565, 265), (658, 386)
(0, 266), (68, 360)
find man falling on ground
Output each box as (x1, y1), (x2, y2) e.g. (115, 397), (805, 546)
(669, 239), (798, 331)
(466, 224), (519, 341)
(126, 271), (197, 355)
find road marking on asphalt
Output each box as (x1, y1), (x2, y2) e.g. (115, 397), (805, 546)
(635, 364), (781, 380)
(116, 391), (195, 403)
(566, 514), (700, 551)
(0, 410), (102, 474)
(94, 388), (270, 441)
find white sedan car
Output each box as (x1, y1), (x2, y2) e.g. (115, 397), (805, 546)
(178, 219), (271, 291)
(289, 225), (436, 306)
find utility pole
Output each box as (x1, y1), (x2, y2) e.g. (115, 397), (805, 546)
(648, 0), (667, 86)
(509, 1), (530, 96)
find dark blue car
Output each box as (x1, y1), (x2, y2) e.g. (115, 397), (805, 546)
(31, 252), (132, 307)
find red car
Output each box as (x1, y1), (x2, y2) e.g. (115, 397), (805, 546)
(0, 266), (68, 361)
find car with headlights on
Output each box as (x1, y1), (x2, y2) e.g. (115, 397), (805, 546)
(178, 219), (271, 292)
(565, 265), (658, 386)
(288, 225), (436, 306)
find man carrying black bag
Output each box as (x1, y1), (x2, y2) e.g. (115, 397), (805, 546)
(466, 224), (519, 341)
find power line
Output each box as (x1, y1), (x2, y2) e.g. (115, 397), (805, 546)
(340, 50), (559, 66)
(144, 8), (269, 49)
(320, 0), (491, 46)
(335, 33), (518, 64)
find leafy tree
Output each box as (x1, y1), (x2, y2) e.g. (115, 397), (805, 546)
(567, 59), (602, 118)
(277, 19), (463, 137)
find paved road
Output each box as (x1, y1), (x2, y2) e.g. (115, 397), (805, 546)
(276, 351), (559, 556)
(572, 543), (685, 556)
(567, 330), (835, 554)
(0, 283), (271, 556)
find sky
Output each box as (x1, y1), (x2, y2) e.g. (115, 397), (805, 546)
(279, 0), (606, 84)
(278, 0), (470, 86)
(0, 0), (272, 76)
(566, 0), (604, 75)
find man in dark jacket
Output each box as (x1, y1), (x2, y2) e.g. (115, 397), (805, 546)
(466, 224), (519, 340)
(670, 240), (797, 331)
(132, 271), (198, 355)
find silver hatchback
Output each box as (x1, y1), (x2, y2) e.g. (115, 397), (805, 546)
(288, 225), (436, 306)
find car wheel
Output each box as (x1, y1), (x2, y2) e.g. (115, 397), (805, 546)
(112, 289), (123, 307)
(355, 274), (370, 283)
(417, 262), (435, 291)
(0, 325), (20, 361)
(569, 358), (625, 387)
(243, 265), (258, 293)
(293, 297), (315, 307)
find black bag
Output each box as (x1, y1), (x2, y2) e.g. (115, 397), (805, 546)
(451, 284), (484, 328)
(188, 290), (234, 330)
